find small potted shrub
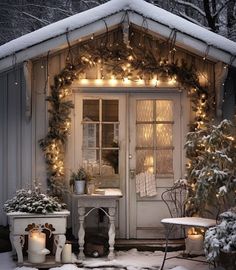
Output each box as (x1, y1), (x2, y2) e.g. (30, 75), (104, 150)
(70, 167), (90, 194)
(204, 207), (236, 270)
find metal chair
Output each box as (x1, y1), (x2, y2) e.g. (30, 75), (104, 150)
(161, 181), (187, 239)
(160, 180), (216, 270)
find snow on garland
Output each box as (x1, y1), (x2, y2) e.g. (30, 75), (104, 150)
(39, 31), (215, 195)
(4, 185), (66, 214)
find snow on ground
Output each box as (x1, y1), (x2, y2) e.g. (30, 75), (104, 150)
(0, 249), (210, 270)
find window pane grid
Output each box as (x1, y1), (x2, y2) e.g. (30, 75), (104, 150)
(136, 99), (174, 175)
(82, 99), (119, 176)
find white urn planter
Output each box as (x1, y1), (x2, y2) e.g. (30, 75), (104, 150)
(7, 211), (70, 266)
(75, 180), (86, 194)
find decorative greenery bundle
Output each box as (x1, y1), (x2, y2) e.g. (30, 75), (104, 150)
(185, 119), (236, 216)
(3, 186), (66, 214)
(205, 207), (236, 262)
(39, 64), (75, 195)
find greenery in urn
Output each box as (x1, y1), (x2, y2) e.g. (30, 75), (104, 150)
(3, 185), (66, 214)
(204, 207), (236, 264)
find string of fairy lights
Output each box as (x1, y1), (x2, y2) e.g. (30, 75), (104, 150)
(39, 27), (216, 194)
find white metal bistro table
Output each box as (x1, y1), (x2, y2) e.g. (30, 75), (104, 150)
(72, 188), (122, 260)
(7, 210), (70, 265)
(160, 217), (216, 270)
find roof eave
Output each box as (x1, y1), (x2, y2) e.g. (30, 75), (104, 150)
(0, 12), (123, 72)
(0, 10), (236, 72)
(130, 12), (236, 67)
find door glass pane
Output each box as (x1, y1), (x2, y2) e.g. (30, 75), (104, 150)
(102, 100), (118, 121)
(136, 150), (154, 174)
(83, 100), (99, 121)
(102, 150), (119, 174)
(83, 124), (99, 147)
(136, 100), (153, 122)
(136, 99), (174, 176)
(136, 124), (153, 147)
(156, 124), (173, 147)
(156, 150), (173, 174)
(156, 100), (173, 121)
(102, 124), (119, 147)
(82, 150), (100, 175)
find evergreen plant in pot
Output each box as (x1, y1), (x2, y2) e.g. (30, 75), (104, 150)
(70, 167), (90, 194)
(204, 207), (236, 270)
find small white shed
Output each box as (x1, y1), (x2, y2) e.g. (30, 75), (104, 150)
(0, 0), (236, 239)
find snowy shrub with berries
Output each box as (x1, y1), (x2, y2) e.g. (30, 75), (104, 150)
(3, 186), (66, 214)
(204, 207), (236, 262)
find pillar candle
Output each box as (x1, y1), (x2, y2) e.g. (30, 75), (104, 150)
(62, 243), (72, 263)
(185, 233), (204, 254)
(28, 231), (46, 263)
(28, 231), (46, 251)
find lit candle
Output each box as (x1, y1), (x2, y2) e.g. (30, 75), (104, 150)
(185, 233), (204, 255)
(28, 231), (45, 252)
(62, 243), (72, 263)
(28, 231), (48, 263)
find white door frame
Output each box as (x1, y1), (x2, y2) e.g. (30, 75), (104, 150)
(128, 91), (186, 239)
(69, 88), (189, 239)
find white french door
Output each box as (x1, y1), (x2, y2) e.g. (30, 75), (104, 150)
(128, 93), (182, 238)
(73, 91), (184, 239)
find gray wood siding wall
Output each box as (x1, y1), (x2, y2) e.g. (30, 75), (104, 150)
(0, 67), (32, 225)
(32, 52), (68, 192)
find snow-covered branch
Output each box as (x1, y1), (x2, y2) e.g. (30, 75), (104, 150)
(21, 12), (50, 25)
(175, 0), (206, 17)
(212, 0), (231, 18)
(177, 11), (205, 27)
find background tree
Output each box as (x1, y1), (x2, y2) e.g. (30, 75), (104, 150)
(0, 0), (235, 45)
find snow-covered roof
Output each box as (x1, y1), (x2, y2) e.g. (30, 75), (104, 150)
(0, 0), (236, 71)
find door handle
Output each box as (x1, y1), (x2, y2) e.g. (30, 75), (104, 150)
(130, 169), (136, 179)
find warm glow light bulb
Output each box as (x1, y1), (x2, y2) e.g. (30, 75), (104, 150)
(137, 78), (144, 85)
(95, 79), (103, 85)
(168, 78), (176, 85)
(80, 79), (89, 85)
(123, 77), (130, 84)
(109, 76), (117, 86)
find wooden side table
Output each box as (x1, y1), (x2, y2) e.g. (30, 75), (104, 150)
(7, 211), (70, 265)
(72, 188), (122, 260)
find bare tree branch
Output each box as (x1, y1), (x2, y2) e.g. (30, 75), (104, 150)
(21, 12), (50, 25)
(175, 0), (206, 17)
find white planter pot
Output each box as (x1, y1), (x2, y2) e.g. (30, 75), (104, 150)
(75, 180), (85, 194)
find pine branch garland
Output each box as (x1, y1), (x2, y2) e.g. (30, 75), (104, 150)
(39, 32), (215, 195)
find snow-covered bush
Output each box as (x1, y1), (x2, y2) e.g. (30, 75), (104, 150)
(3, 186), (66, 214)
(204, 207), (236, 262)
(185, 119), (236, 216)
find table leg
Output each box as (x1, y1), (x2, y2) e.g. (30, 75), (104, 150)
(54, 234), (66, 262)
(160, 224), (174, 270)
(78, 207), (86, 260)
(13, 235), (24, 263)
(8, 221), (16, 256)
(108, 207), (116, 260)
